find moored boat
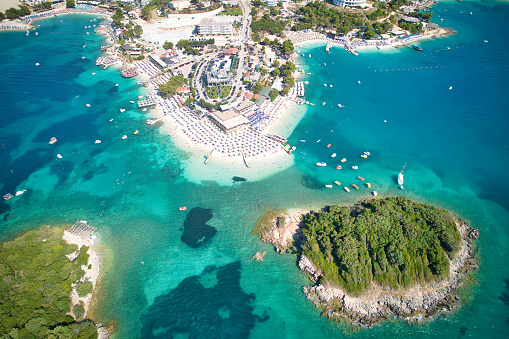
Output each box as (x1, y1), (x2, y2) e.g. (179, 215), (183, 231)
(325, 184), (333, 188)
(331, 153), (336, 158)
(316, 162), (327, 167)
(358, 176), (365, 181)
(179, 206), (187, 211)
(334, 181), (341, 185)
(366, 182), (371, 188)
(372, 191), (378, 196)
(336, 165), (342, 169)
(344, 187), (350, 192)
(361, 154), (367, 158)
(413, 45), (423, 51)
(326, 144), (331, 148)
(352, 184), (359, 189)
(134, 130), (139, 135)
(49, 137), (57, 145)
(352, 165), (358, 169)
(122, 135), (127, 140)
(95, 140), (101, 144)
(341, 158), (346, 162)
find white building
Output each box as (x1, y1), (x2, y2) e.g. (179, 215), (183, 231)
(197, 18), (233, 35)
(169, 0), (191, 10)
(333, 0), (366, 7)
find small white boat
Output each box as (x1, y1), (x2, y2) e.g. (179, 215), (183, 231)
(130, 100), (135, 103)
(115, 83), (119, 86)
(308, 54), (311, 57)
(35, 63), (39, 66)
(82, 56), (85, 59)
(364, 151), (371, 156)
(331, 153), (337, 158)
(95, 140), (101, 144)
(316, 162), (327, 167)
(57, 154), (62, 159)
(449, 86), (453, 90)
(300, 140), (306, 142)
(83, 44), (86, 48)
(352, 165), (358, 169)
(86, 32), (89, 35)
(484, 40), (488, 43)
(86, 104), (91, 107)
(109, 119), (114, 122)
(372, 191), (378, 196)
(330, 84), (333, 87)
(324, 83), (327, 86)
(324, 62), (326, 66)
(35, 32), (38, 36)
(122, 135), (127, 140)
(358, 80), (361, 84)
(142, 108), (147, 112)
(15, 190), (25, 196)
(92, 72), (96, 75)
(120, 109), (125, 112)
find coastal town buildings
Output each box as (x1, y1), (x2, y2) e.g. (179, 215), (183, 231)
(197, 18), (233, 35)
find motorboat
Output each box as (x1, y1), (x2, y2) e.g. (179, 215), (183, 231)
(361, 154), (367, 158)
(49, 137), (57, 145)
(324, 84), (327, 86)
(86, 104), (91, 107)
(366, 183), (371, 188)
(120, 109), (125, 112)
(57, 154), (62, 159)
(344, 187), (350, 192)
(134, 130), (139, 135)
(122, 135), (127, 140)
(35, 63), (39, 66)
(352, 165), (358, 169)
(341, 158), (346, 162)
(326, 144), (331, 148)
(336, 165), (342, 169)
(330, 84), (333, 87)
(316, 162), (327, 167)
(372, 191), (378, 196)
(352, 184), (359, 189)
(95, 140), (101, 144)
(325, 184), (333, 188)
(130, 100), (135, 103)
(331, 153), (336, 158)
(179, 206), (187, 211)
(358, 176), (365, 181)
(334, 181), (341, 185)
(15, 190), (26, 196)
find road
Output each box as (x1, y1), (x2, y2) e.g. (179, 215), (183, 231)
(193, 0), (252, 104)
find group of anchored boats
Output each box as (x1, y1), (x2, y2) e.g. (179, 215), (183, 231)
(315, 144), (407, 194)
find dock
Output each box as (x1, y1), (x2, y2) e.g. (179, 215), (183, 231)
(68, 220), (96, 241)
(242, 152), (250, 168)
(205, 148), (215, 164)
(137, 98), (157, 108)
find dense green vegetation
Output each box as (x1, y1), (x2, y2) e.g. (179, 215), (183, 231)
(158, 74), (185, 97)
(0, 227), (98, 337)
(250, 13), (288, 37)
(206, 86), (219, 99)
(4, 5), (30, 19)
(301, 197), (462, 295)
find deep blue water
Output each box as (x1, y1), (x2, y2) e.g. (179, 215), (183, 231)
(0, 2), (508, 338)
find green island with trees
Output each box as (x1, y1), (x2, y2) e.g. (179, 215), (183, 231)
(300, 197), (462, 295)
(0, 227), (98, 338)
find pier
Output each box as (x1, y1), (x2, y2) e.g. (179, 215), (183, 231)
(242, 152), (250, 168)
(68, 220), (96, 241)
(205, 148), (215, 164)
(138, 98), (157, 108)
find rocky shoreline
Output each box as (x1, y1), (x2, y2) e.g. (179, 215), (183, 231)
(258, 209), (479, 327)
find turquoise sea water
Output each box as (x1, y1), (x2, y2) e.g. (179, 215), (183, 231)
(1, 2), (508, 338)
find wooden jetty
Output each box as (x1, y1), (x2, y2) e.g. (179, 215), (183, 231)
(137, 98), (157, 108)
(68, 220), (96, 240)
(242, 152), (250, 168)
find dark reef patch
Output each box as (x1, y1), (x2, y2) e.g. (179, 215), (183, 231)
(181, 207), (216, 248)
(141, 262), (267, 338)
(232, 176), (247, 182)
